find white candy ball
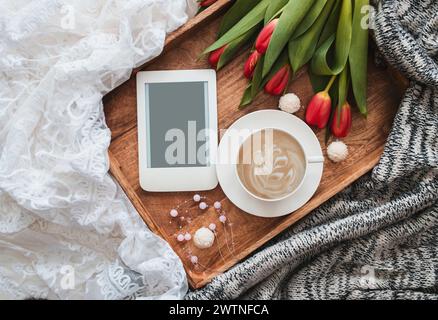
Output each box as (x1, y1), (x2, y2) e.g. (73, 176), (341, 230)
(193, 227), (215, 249)
(279, 93), (301, 114)
(327, 141), (349, 163)
(193, 194), (201, 202)
(177, 234), (185, 242)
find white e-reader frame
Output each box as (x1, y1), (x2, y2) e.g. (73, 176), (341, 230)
(136, 69), (218, 192)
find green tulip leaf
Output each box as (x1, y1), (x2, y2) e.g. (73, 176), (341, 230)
(218, 0), (263, 37)
(337, 63), (350, 108)
(293, 0), (327, 38)
(311, 0), (353, 76)
(349, 0), (369, 116)
(317, 0), (342, 46)
(263, 0), (315, 77)
(251, 54), (265, 99)
(217, 25), (260, 70)
(264, 0), (288, 24)
(311, 34), (336, 75)
(317, 0), (342, 48)
(203, 0), (270, 54)
(239, 84), (254, 108)
(288, 0), (334, 74)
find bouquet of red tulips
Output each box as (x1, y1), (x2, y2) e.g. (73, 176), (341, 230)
(204, 0), (369, 138)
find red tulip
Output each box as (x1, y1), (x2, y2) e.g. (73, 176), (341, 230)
(208, 45), (227, 69)
(305, 76), (337, 129)
(200, 0), (218, 7)
(264, 65), (290, 96)
(255, 19), (279, 54)
(305, 92), (332, 129)
(331, 102), (352, 138)
(244, 51), (261, 79)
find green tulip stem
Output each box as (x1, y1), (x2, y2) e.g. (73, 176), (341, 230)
(324, 75), (336, 93)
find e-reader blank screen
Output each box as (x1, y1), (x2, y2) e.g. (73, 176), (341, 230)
(145, 82), (209, 168)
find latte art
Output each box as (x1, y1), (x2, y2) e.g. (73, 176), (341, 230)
(237, 129), (306, 200)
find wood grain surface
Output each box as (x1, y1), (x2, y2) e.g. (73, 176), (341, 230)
(103, 1), (405, 288)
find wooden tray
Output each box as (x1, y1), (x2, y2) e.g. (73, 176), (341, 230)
(103, 0), (406, 289)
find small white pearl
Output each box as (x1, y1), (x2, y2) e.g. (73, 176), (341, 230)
(170, 209), (178, 217)
(199, 202), (208, 210)
(193, 194), (201, 202)
(213, 201), (221, 209)
(219, 215), (227, 223)
(184, 233), (192, 241)
(190, 255), (198, 264)
(209, 223), (216, 231)
(177, 234), (185, 242)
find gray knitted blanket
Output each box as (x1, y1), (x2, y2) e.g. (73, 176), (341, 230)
(187, 0), (438, 300)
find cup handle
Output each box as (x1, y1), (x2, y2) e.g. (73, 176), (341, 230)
(308, 156), (324, 164)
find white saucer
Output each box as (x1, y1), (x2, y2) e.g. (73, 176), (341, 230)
(216, 110), (324, 218)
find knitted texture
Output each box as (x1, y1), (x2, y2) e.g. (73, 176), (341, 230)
(187, 0), (438, 300)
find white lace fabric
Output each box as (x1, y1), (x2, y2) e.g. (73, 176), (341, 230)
(0, 0), (197, 299)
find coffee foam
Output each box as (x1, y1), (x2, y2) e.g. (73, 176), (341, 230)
(237, 129), (306, 200)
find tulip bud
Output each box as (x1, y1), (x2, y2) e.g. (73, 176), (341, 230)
(305, 92), (332, 129)
(331, 102), (352, 138)
(200, 0), (218, 7)
(208, 45), (227, 69)
(264, 65), (290, 96)
(244, 51), (261, 79)
(255, 19), (279, 54)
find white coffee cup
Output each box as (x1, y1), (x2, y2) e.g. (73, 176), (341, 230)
(235, 128), (324, 202)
